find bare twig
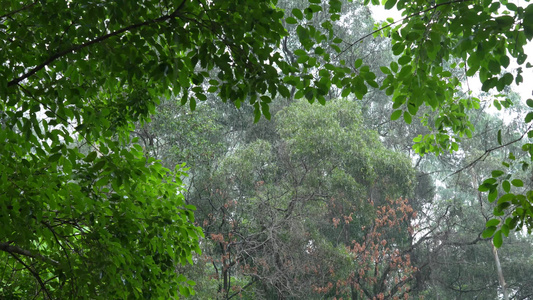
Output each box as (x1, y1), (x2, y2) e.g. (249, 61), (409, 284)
(447, 124), (532, 178)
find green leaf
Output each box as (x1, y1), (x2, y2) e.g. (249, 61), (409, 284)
(491, 170), (504, 177)
(253, 106), (261, 123)
(403, 111), (412, 124)
(261, 103), (271, 120)
(286, 17), (298, 24)
(486, 219), (500, 227)
(482, 226), (497, 238)
(292, 8), (303, 20)
(398, 55), (410, 65)
(341, 88), (351, 97)
(380, 66), (391, 74)
(391, 110), (402, 120)
(478, 184), (490, 192)
(197, 93), (207, 101)
(501, 224), (510, 237)
(84, 151), (97, 162)
(500, 55), (510, 68)
(506, 3), (518, 11)
(502, 180), (511, 193)
(493, 230), (503, 248)
(407, 103), (418, 116)
(390, 61), (399, 73)
(488, 60), (500, 73)
(308, 4), (322, 13)
(297, 25), (310, 45)
(384, 0), (397, 9)
(507, 217), (519, 230)
(493, 99), (502, 110)
(49, 153), (62, 163)
(511, 179), (524, 187)
(497, 129), (502, 145)
(526, 112), (533, 123)
(391, 43), (404, 56)
(354, 59), (363, 69)
(483, 178), (498, 185)
(524, 4), (533, 40)
(297, 55), (309, 63)
(294, 49), (307, 56)
(488, 188), (498, 202)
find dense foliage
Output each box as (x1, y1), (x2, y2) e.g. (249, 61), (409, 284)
(368, 0), (533, 247)
(2, 0), (533, 298)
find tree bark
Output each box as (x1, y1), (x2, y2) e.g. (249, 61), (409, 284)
(492, 243), (508, 300)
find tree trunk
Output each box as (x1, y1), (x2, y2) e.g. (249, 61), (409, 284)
(492, 244), (508, 300)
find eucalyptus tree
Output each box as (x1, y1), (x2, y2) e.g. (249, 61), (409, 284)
(180, 99), (416, 299)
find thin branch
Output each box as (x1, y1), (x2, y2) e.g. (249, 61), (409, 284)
(0, 1), (37, 20)
(0, 242), (59, 266)
(40, 221), (76, 295)
(8, 253), (53, 300)
(336, 0), (471, 59)
(447, 125), (532, 178)
(7, 0), (187, 88)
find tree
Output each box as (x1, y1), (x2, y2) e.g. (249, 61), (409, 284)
(175, 99), (416, 299)
(362, 0), (533, 246)
(3, 0), (532, 297)
(370, 92), (533, 299)
(0, 0), (325, 297)
(311, 197), (418, 300)
(0, 0), (407, 297)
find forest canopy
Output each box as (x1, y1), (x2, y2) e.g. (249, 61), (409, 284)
(1, 0), (533, 298)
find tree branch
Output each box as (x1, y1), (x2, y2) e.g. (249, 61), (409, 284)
(227, 277), (257, 299)
(0, 242), (59, 266)
(0, 1), (37, 20)
(7, 0), (187, 88)
(447, 124), (532, 178)
(8, 252), (53, 300)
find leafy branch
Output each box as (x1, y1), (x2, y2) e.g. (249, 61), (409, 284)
(0, 242), (59, 266)
(336, 0), (471, 58)
(0, 1), (37, 20)
(7, 0), (187, 88)
(8, 252), (53, 300)
(448, 124), (533, 178)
